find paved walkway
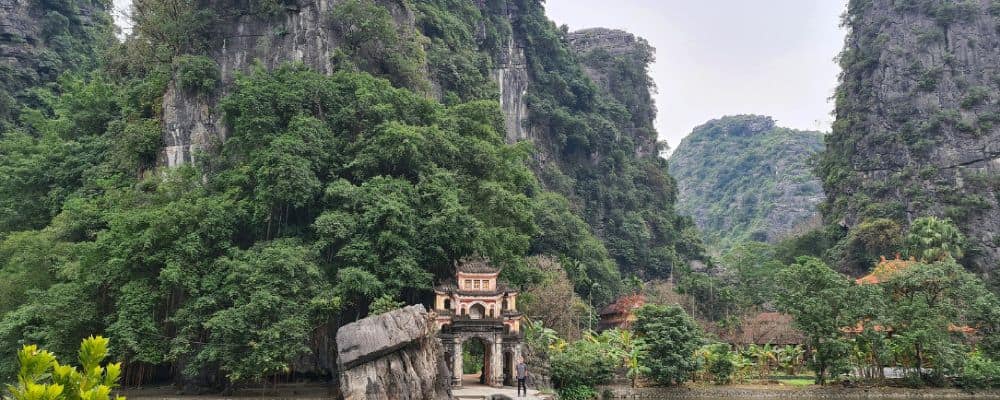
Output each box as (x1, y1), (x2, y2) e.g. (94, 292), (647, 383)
(453, 374), (551, 400)
(453, 384), (549, 400)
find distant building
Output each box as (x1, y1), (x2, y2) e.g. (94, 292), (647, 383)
(597, 294), (645, 331)
(722, 312), (804, 347)
(846, 254), (975, 336)
(855, 254), (917, 285)
(433, 257), (523, 387)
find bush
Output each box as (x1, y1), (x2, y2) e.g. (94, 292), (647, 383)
(557, 385), (597, 400)
(368, 294), (404, 316)
(4, 336), (125, 400)
(328, 0), (428, 91)
(706, 345), (736, 385)
(175, 55), (220, 95)
(550, 340), (615, 391)
(959, 351), (1000, 388)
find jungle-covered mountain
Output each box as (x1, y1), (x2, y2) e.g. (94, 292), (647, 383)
(669, 115), (825, 251)
(0, 0), (704, 386)
(818, 0), (1000, 275)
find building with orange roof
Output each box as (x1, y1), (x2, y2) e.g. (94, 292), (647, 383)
(848, 254), (976, 336)
(721, 312), (804, 346)
(597, 294), (645, 331)
(855, 254), (917, 285)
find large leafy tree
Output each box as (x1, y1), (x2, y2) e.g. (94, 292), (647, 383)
(0, 63), (632, 385)
(720, 241), (784, 308)
(775, 257), (854, 384)
(632, 304), (703, 386)
(879, 260), (988, 382)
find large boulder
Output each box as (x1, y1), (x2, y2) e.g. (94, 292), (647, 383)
(336, 305), (452, 400)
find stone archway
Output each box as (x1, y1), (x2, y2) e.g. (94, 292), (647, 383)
(451, 333), (504, 388)
(469, 303), (486, 320)
(459, 337), (495, 385)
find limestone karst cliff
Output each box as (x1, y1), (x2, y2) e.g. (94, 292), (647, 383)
(567, 27), (657, 157)
(819, 0), (1000, 272)
(158, 0), (705, 280)
(336, 305), (452, 400)
(0, 0), (114, 129)
(670, 115), (826, 251)
(160, 0), (408, 166)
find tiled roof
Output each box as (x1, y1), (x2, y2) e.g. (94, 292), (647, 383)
(456, 256), (500, 274)
(723, 312), (804, 345)
(598, 294), (645, 316)
(856, 254), (917, 285)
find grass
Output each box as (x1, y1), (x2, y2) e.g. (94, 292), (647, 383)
(775, 377), (815, 387)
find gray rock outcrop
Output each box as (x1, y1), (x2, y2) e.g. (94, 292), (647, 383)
(820, 0), (1000, 272)
(567, 27), (658, 156)
(336, 305), (452, 400)
(156, 0), (416, 167)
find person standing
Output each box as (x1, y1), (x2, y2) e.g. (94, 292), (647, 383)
(516, 358), (528, 397)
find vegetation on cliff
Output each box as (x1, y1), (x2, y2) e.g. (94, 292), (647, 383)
(0, 0), (708, 387)
(0, 0), (116, 131)
(670, 115), (825, 251)
(512, 0), (706, 283)
(818, 0), (1000, 273)
(4, 0), (1000, 393)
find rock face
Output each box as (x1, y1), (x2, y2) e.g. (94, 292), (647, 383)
(483, 0), (531, 143)
(336, 305), (452, 400)
(670, 115), (826, 250)
(819, 0), (1000, 271)
(156, 0), (705, 278)
(0, 0), (112, 128)
(567, 27), (658, 156)
(157, 0), (414, 166)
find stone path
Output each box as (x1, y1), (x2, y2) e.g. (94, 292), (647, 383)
(453, 384), (550, 400)
(453, 375), (552, 400)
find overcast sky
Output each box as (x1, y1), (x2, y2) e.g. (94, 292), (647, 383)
(544, 0), (847, 152)
(110, 0), (847, 152)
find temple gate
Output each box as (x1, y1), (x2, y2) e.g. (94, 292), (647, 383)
(432, 257), (523, 387)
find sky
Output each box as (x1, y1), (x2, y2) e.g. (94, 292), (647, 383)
(109, 0), (847, 153)
(544, 0), (848, 153)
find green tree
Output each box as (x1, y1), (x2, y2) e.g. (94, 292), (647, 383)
(175, 241), (340, 384)
(775, 257), (853, 384)
(879, 260), (984, 383)
(549, 339), (615, 397)
(906, 216), (965, 262)
(837, 218), (903, 274)
(368, 295), (404, 316)
(633, 304), (704, 386)
(329, 0), (429, 91)
(720, 242), (784, 308)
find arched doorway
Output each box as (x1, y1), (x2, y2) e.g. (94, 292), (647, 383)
(461, 337), (492, 386)
(503, 350), (514, 386)
(469, 303), (486, 320)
